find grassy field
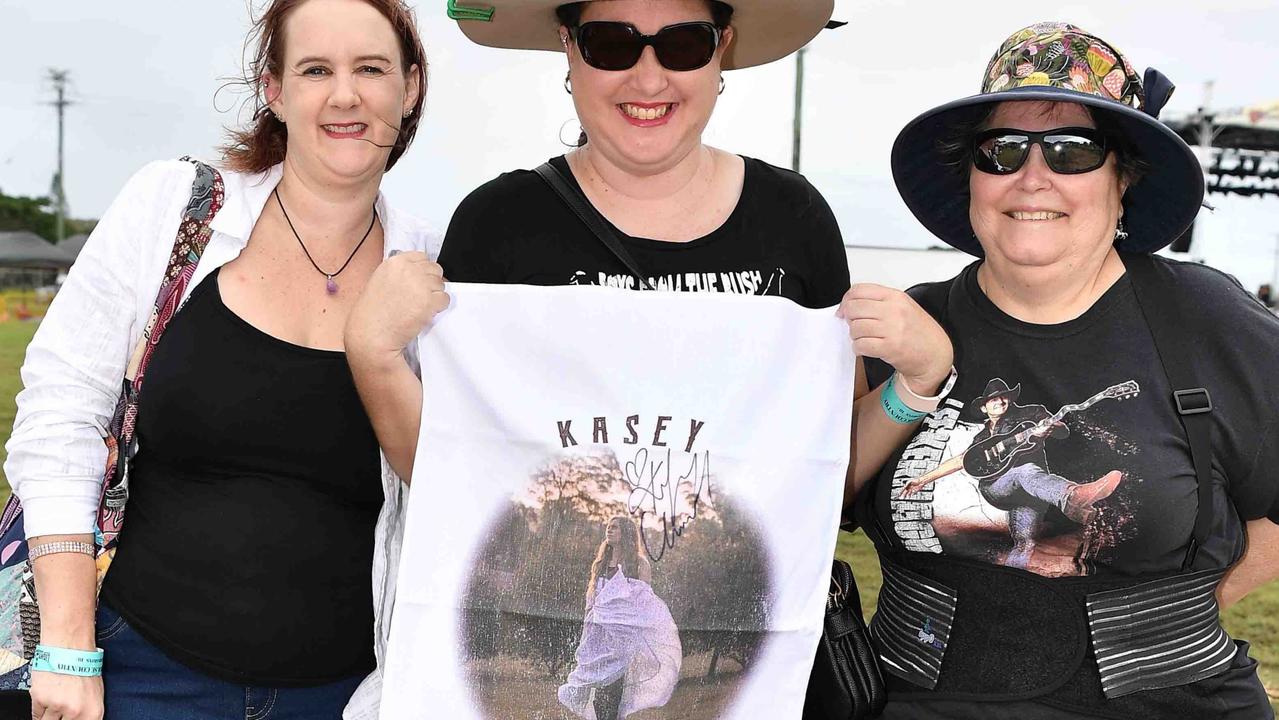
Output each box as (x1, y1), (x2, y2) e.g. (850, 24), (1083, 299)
(0, 319), (1274, 708)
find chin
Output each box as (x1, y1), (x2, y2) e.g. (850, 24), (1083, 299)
(988, 238), (1073, 267)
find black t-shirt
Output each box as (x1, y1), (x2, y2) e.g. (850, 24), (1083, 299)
(854, 256), (1279, 717)
(101, 268), (383, 686)
(438, 154), (850, 308)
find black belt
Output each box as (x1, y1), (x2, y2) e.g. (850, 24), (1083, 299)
(870, 553), (1234, 716)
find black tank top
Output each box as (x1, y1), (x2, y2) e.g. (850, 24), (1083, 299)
(102, 267), (382, 686)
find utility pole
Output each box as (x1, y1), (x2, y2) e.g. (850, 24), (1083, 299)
(46, 69), (73, 243)
(792, 48), (805, 173)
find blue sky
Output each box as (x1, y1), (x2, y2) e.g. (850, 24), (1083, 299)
(3, 0), (1278, 288)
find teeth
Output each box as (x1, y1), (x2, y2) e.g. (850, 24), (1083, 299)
(621, 104), (670, 120)
(323, 124), (366, 134)
(1010, 211), (1065, 221)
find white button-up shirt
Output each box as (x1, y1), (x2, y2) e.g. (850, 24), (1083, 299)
(5, 158), (439, 719)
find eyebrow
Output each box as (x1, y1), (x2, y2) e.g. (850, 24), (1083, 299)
(294, 54), (394, 66)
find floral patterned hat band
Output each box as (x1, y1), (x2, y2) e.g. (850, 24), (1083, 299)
(983, 22), (1158, 115)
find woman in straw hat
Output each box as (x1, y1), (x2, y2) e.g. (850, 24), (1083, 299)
(851, 21), (1279, 719)
(346, 1), (955, 521)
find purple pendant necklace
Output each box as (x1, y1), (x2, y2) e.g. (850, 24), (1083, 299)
(274, 188), (376, 296)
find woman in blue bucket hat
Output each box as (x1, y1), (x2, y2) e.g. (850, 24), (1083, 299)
(850, 21), (1279, 719)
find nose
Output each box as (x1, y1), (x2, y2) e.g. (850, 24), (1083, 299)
(1014, 144), (1054, 192)
(630, 46), (669, 97)
(328, 70), (360, 110)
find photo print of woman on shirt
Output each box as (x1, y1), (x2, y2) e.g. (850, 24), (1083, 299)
(558, 515), (682, 720)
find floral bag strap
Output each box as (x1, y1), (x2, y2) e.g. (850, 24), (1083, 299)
(96, 157), (225, 563)
(0, 157), (223, 690)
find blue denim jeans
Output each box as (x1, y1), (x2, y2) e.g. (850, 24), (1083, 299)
(97, 601), (364, 720)
(981, 463), (1072, 570)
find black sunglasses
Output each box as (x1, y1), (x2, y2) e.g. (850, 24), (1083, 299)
(571, 21), (721, 72)
(972, 127), (1110, 175)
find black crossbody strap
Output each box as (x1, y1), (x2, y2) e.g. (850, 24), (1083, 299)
(534, 162), (656, 291)
(1122, 253), (1214, 569)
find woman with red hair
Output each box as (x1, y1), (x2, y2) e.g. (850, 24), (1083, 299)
(3, 0), (438, 718)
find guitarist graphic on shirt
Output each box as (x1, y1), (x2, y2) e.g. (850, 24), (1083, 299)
(900, 378), (1128, 570)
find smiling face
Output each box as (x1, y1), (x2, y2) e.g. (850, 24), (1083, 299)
(968, 101), (1127, 269)
(265, 0), (420, 184)
(564, 0), (733, 174)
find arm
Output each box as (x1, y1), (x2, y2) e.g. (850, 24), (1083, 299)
(6, 161), (186, 720)
(840, 285), (954, 506)
(898, 455), (966, 498)
(344, 253), (448, 482)
(1218, 518), (1279, 610)
(636, 556), (653, 583)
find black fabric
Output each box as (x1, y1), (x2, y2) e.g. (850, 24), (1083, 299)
(439, 155), (850, 309)
(533, 162), (655, 290)
(101, 268), (383, 686)
(855, 255), (1279, 718)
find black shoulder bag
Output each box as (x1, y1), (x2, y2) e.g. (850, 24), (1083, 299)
(534, 159), (886, 719)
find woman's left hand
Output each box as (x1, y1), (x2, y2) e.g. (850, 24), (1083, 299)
(837, 283), (954, 391)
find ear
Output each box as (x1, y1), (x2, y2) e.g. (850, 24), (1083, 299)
(263, 72), (284, 115)
(404, 63), (422, 115)
(558, 25), (574, 61)
(718, 25), (735, 56)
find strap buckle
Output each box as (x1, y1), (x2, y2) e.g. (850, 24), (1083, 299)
(1173, 388), (1212, 416)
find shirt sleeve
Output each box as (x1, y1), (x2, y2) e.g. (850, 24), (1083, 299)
(4, 160), (189, 537)
(799, 182), (851, 309)
(438, 178), (515, 284)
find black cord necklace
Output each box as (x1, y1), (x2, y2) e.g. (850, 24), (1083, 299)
(274, 188), (376, 296)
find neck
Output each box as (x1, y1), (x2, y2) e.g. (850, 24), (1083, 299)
(977, 246), (1126, 324)
(273, 157), (381, 242)
(571, 142), (713, 205)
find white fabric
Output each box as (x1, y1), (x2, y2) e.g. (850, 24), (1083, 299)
(1, 158), (441, 720)
(558, 569), (683, 719)
(382, 284), (855, 720)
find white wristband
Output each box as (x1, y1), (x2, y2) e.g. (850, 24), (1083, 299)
(896, 366), (958, 413)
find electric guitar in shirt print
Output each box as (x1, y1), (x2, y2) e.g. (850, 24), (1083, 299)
(963, 381), (1140, 479)
(900, 380), (1141, 496)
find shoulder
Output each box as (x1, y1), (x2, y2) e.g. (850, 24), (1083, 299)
(903, 266), (969, 321)
(380, 201), (444, 260)
(1148, 254), (1279, 330)
(740, 155), (829, 213)
(453, 163), (553, 218)
(115, 158), (201, 208)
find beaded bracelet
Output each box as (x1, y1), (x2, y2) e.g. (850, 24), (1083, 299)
(27, 541), (95, 561)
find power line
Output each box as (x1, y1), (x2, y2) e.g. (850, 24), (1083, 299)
(45, 69), (74, 243)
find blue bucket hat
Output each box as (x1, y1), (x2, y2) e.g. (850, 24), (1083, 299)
(890, 22), (1205, 256)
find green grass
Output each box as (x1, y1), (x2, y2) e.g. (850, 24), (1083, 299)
(0, 321), (38, 505)
(835, 529), (1279, 709)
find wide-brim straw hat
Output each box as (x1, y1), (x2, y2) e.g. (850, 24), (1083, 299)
(446, 0), (835, 70)
(890, 21), (1205, 256)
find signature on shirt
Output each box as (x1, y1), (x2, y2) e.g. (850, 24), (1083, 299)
(624, 447), (713, 562)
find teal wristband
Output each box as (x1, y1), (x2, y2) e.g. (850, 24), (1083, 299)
(881, 374), (928, 424)
(32, 644), (103, 677)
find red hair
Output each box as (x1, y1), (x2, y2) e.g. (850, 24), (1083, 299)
(221, 0), (428, 173)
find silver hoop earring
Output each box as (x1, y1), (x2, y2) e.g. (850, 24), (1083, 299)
(718, 75), (725, 95)
(564, 72), (573, 95)
(1114, 218), (1129, 243)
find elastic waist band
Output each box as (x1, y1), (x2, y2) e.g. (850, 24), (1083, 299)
(871, 553), (1232, 713)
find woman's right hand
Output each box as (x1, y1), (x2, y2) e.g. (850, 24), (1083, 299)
(30, 671), (104, 720)
(345, 252), (450, 358)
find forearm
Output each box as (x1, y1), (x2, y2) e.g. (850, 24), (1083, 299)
(1218, 518), (1279, 610)
(845, 385), (924, 507)
(348, 347), (423, 482)
(30, 535), (98, 651)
